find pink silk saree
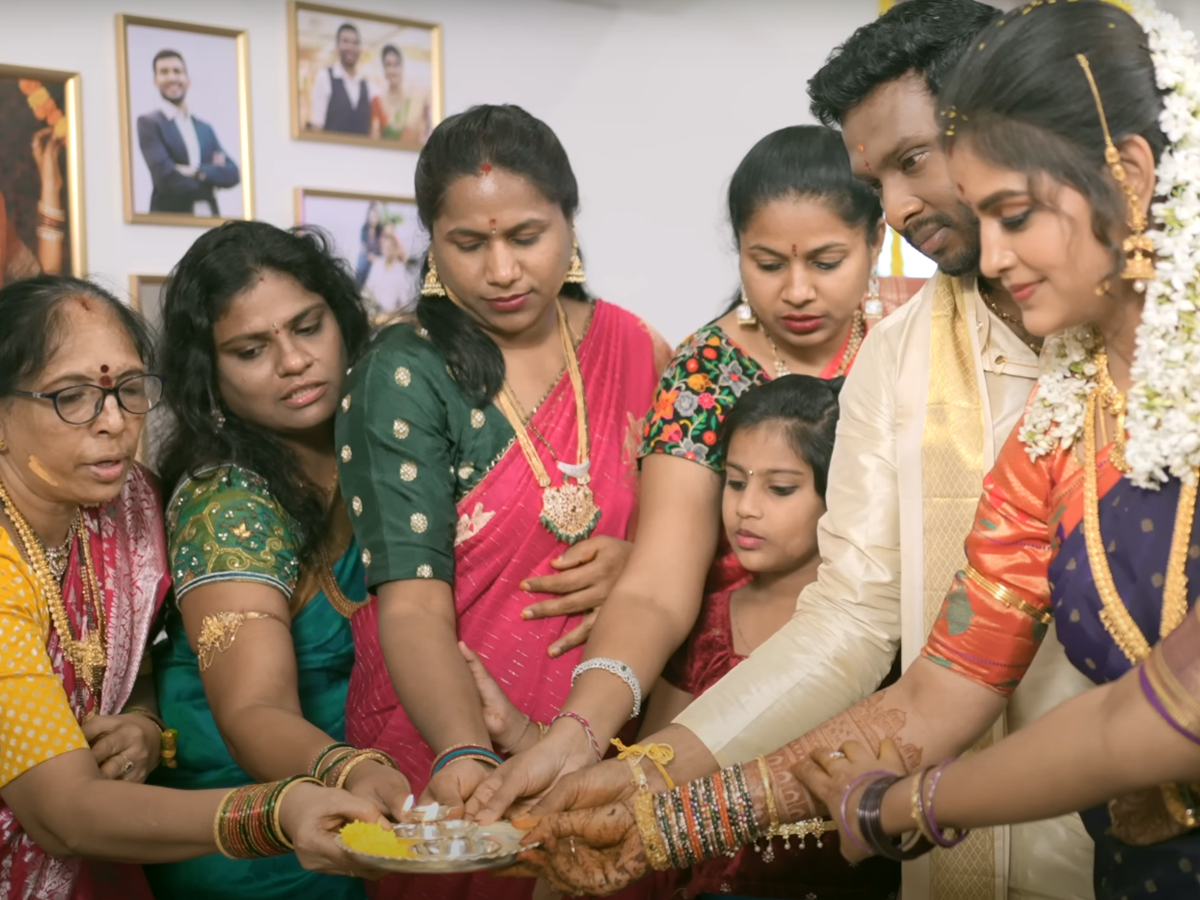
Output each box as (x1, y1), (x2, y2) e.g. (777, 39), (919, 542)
(346, 301), (662, 900)
(0, 464), (170, 900)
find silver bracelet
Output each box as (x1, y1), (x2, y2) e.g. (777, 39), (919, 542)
(571, 657), (643, 718)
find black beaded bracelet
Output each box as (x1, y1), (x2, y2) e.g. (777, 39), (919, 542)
(857, 775), (935, 861)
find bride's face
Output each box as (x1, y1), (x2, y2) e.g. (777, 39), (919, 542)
(949, 142), (1125, 338)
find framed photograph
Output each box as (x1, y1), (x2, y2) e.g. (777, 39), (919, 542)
(288, 2), (442, 151)
(129, 274), (171, 467)
(117, 15), (254, 226)
(296, 188), (425, 321)
(0, 63), (85, 282)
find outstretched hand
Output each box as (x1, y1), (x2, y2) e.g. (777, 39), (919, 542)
(792, 738), (908, 863)
(459, 641), (539, 754)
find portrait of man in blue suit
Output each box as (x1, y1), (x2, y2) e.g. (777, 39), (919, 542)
(136, 49), (240, 217)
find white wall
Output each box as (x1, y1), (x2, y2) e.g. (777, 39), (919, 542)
(0, 0), (881, 343)
(4, 0), (1198, 343)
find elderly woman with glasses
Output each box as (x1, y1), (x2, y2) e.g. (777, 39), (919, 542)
(0, 275), (386, 900)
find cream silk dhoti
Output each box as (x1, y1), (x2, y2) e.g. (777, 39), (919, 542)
(675, 273), (1096, 900)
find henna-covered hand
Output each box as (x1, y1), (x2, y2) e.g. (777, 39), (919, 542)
(511, 801), (649, 897)
(762, 690), (923, 822)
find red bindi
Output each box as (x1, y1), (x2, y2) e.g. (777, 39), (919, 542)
(100, 365), (109, 373)
(481, 163), (492, 174)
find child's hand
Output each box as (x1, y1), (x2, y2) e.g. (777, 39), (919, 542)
(459, 641), (539, 753)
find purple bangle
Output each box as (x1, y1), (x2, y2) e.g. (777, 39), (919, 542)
(550, 711), (603, 760)
(1140, 664), (1200, 747)
(924, 759), (969, 848)
(839, 770), (893, 857)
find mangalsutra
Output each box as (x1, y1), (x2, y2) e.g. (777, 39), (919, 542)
(42, 516), (79, 582)
(0, 479), (107, 698)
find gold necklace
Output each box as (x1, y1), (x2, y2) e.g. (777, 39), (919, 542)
(0, 479), (107, 697)
(979, 281), (1042, 356)
(494, 300), (600, 544)
(1081, 381), (1194, 664)
(761, 310), (865, 379)
(43, 517), (78, 582)
(1093, 348), (1131, 474)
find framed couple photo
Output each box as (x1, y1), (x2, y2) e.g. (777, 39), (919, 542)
(0, 63), (85, 281)
(296, 188), (426, 322)
(288, 1), (443, 151)
(116, 14), (254, 226)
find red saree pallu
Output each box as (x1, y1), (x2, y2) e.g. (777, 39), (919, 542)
(346, 301), (662, 900)
(0, 464), (170, 900)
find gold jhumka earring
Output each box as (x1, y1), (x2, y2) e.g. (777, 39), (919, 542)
(1077, 54), (1156, 292)
(736, 285), (757, 327)
(564, 238), (587, 284)
(421, 254), (447, 298)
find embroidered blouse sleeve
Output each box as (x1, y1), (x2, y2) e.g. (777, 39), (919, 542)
(0, 538), (89, 789)
(639, 328), (760, 473)
(167, 466), (300, 602)
(921, 418), (1056, 696)
(335, 331), (457, 589)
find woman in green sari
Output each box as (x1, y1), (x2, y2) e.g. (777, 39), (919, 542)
(145, 222), (413, 899)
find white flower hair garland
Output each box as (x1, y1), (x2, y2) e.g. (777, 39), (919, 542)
(1019, 0), (1200, 487)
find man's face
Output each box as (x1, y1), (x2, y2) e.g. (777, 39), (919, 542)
(841, 72), (980, 276)
(338, 29), (361, 69)
(154, 56), (189, 106)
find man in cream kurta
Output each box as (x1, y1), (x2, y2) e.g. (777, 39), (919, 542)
(672, 3), (1096, 899)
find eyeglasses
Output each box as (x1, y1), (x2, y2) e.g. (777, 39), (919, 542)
(10, 374), (166, 425)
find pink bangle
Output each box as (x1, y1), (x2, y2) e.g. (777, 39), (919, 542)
(550, 711), (603, 760)
(840, 770), (893, 857)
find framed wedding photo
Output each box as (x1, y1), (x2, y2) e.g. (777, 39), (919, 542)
(117, 15), (254, 226)
(0, 63), (85, 282)
(288, 1), (442, 151)
(296, 188), (426, 321)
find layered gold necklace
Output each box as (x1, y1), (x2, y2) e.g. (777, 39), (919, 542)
(762, 310), (865, 379)
(494, 300), (600, 544)
(1081, 354), (1194, 664)
(0, 478), (107, 698)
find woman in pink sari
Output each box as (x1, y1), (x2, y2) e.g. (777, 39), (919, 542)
(335, 104), (668, 900)
(0, 276), (393, 900)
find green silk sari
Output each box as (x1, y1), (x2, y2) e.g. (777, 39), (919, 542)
(145, 466), (366, 900)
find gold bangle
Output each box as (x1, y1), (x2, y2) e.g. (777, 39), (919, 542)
(334, 750), (396, 790)
(634, 790), (671, 870)
(272, 776), (322, 850)
(213, 788), (239, 858)
(626, 755), (648, 792)
(756, 755), (780, 831)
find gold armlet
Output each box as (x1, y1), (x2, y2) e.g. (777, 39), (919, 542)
(197, 611), (288, 671)
(963, 566), (1053, 626)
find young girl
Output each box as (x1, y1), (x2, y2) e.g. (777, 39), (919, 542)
(465, 375), (900, 898)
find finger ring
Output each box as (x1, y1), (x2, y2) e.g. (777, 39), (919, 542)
(569, 837), (577, 856)
(828, 751), (846, 760)
(119, 755), (134, 777)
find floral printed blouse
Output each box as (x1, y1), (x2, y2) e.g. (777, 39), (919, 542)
(639, 324), (767, 472)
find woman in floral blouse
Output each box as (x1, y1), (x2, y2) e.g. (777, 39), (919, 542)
(474, 124), (918, 820)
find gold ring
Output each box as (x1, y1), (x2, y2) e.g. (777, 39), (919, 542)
(119, 755), (134, 777)
(827, 751), (846, 760)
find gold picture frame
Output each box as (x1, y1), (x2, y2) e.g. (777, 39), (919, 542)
(0, 63), (86, 279)
(128, 274), (170, 467)
(116, 15), (254, 227)
(288, 1), (443, 152)
(296, 187), (425, 322)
